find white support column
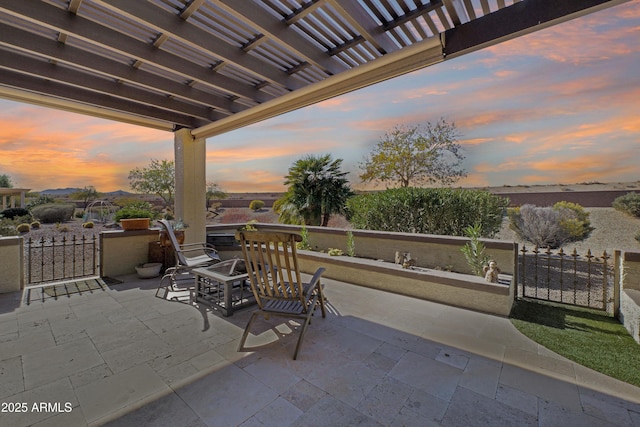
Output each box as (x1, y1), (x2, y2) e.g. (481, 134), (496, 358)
(174, 128), (206, 244)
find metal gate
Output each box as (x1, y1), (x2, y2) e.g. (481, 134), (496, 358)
(25, 234), (98, 285)
(517, 245), (613, 313)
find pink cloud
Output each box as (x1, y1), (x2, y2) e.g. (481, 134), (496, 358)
(484, 2), (640, 66)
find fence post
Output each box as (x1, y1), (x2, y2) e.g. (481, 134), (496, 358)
(614, 250), (621, 317)
(513, 242), (519, 302)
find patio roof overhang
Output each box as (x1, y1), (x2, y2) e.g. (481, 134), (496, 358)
(0, 0), (630, 139)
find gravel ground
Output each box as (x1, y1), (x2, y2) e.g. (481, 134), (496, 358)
(494, 207), (640, 256)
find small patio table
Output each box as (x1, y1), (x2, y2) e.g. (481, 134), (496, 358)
(192, 259), (255, 316)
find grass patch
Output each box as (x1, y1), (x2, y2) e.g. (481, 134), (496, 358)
(510, 299), (640, 388)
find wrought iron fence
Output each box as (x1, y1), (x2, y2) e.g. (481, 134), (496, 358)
(25, 235), (98, 285)
(518, 245), (612, 313)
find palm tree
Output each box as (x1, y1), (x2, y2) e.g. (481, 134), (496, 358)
(276, 154), (353, 226)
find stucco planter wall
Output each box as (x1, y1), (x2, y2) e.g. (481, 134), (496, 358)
(100, 229), (160, 277)
(207, 223), (517, 277)
(620, 290), (640, 343)
(619, 251), (640, 343)
(208, 224), (515, 316)
(0, 236), (23, 293)
(297, 250), (514, 316)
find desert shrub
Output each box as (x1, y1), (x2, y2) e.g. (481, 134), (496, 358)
(82, 221), (95, 228)
(30, 221), (40, 229)
(461, 223), (490, 276)
(508, 202), (592, 248)
(509, 205), (563, 248)
(553, 201), (593, 241)
(613, 192), (640, 218)
(0, 219), (17, 237)
(0, 207), (30, 219)
(249, 199), (265, 211)
(346, 187), (508, 237)
(26, 195), (55, 210)
(297, 224), (311, 250)
(113, 202), (158, 222)
(346, 230), (355, 257)
(31, 204), (75, 224)
(75, 211), (84, 218)
(16, 223), (30, 233)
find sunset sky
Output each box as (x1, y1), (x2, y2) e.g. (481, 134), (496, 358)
(1, 1), (639, 193)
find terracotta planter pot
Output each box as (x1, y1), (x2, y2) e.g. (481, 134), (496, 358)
(120, 218), (150, 231)
(159, 230), (185, 246)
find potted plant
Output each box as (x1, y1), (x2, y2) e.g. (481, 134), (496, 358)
(114, 202), (157, 231)
(159, 218), (188, 246)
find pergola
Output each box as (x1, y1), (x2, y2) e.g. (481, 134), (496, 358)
(0, 188), (31, 210)
(0, 0), (628, 241)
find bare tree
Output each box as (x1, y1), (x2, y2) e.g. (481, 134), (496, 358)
(69, 186), (100, 212)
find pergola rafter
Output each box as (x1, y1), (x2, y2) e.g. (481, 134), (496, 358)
(0, 0), (629, 138)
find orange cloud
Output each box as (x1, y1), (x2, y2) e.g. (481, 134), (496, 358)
(0, 106), (171, 191)
(462, 137), (494, 146)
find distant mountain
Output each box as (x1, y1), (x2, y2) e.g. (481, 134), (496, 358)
(39, 188), (133, 197)
(40, 188), (82, 196)
(104, 190), (133, 197)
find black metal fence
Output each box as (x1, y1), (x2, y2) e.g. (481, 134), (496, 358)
(518, 245), (612, 313)
(25, 235), (98, 285)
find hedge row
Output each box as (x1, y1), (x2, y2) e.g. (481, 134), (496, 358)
(346, 187), (508, 237)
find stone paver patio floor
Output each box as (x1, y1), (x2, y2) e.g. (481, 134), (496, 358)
(0, 274), (639, 426)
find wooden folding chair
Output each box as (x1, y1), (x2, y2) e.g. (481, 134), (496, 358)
(236, 230), (326, 360)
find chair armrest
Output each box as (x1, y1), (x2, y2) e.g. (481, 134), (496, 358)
(303, 267), (326, 304)
(179, 242), (218, 253)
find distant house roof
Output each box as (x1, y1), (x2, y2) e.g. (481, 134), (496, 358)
(0, 188), (30, 196)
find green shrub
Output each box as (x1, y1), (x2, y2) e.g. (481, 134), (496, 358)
(461, 223), (490, 276)
(249, 200), (265, 211)
(613, 192), (640, 218)
(113, 202), (157, 222)
(553, 201), (592, 241)
(31, 204), (75, 224)
(346, 230), (355, 257)
(82, 221), (95, 228)
(0, 219), (17, 237)
(297, 224), (311, 250)
(30, 221), (40, 229)
(346, 187), (508, 237)
(0, 207), (30, 219)
(16, 223), (30, 233)
(75, 211), (84, 218)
